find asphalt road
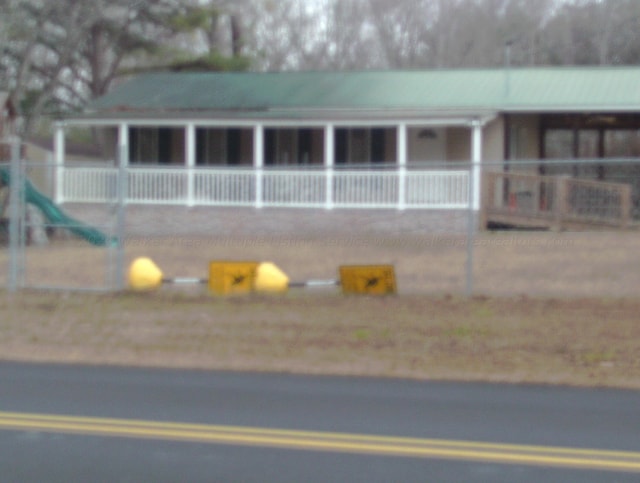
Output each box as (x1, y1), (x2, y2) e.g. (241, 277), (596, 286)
(0, 362), (639, 482)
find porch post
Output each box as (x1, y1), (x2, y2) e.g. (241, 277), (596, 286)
(253, 124), (264, 208)
(117, 123), (129, 206)
(324, 124), (334, 210)
(465, 119), (485, 297)
(185, 123), (196, 207)
(397, 123), (408, 210)
(471, 120), (483, 210)
(118, 123), (129, 167)
(53, 122), (65, 203)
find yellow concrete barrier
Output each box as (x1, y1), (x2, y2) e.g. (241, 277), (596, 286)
(254, 262), (290, 293)
(127, 257), (395, 296)
(128, 257), (164, 291)
(339, 265), (397, 295)
(208, 261), (259, 296)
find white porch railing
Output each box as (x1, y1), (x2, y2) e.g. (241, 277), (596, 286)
(59, 166), (470, 209)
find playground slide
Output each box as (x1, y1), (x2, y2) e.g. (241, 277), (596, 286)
(0, 167), (110, 246)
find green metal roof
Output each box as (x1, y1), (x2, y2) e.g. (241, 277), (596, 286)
(85, 67), (640, 118)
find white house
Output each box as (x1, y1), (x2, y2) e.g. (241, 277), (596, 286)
(52, 68), (640, 225)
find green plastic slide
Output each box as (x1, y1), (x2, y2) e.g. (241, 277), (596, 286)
(0, 167), (110, 246)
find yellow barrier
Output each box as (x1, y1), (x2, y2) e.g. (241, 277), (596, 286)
(254, 262), (290, 293)
(339, 265), (397, 295)
(209, 261), (259, 296)
(128, 257), (396, 296)
(128, 257), (164, 291)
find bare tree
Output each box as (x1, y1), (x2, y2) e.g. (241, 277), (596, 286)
(540, 0), (640, 66)
(367, 0), (436, 68)
(4, 0), (640, 138)
(238, 0), (333, 71)
(0, 0), (245, 136)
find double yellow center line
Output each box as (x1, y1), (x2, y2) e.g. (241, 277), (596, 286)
(0, 411), (639, 473)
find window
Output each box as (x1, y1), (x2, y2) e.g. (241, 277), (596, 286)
(196, 128), (227, 165)
(264, 128), (308, 165)
(604, 130), (640, 157)
(334, 128), (393, 164)
(129, 128), (159, 164)
(544, 130), (574, 159)
(129, 127), (182, 164)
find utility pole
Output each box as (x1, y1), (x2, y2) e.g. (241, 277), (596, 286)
(504, 40), (513, 100)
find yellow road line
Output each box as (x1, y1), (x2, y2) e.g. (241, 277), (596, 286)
(0, 411), (639, 472)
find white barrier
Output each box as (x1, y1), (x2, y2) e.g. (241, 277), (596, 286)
(60, 166), (469, 209)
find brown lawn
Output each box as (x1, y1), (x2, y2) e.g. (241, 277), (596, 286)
(0, 231), (639, 388)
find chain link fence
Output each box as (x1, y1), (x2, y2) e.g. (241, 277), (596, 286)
(0, 139), (125, 292)
(2, 140), (639, 297)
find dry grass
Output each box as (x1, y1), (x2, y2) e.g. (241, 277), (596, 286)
(1, 231), (640, 388)
(0, 290), (638, 388)
(2, 231), (640, 296)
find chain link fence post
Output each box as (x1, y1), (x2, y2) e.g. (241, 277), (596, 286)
(111, 145), (128, 291)
(465, 159), (476, 297)
(8, 137), (25, 292)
